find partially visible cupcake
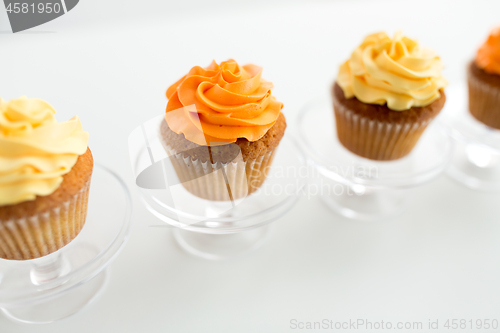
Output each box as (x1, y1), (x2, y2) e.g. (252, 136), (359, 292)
(468, 27), (500, 130)
(0, 97), (92, 260)
(160, 59), (286, 201)
(333, 32), (447, 161)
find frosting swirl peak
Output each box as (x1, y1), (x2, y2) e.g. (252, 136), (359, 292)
(165, 59), (283, 145)
(0, 97), (89, 206)
(337, 31), (447, 111)
(476, 27), (500, 75)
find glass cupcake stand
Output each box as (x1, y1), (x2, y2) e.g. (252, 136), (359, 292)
(129, 115), (305, 260)
(0, 164), (132, 324)
(441, 83), (500, 191)
(295, 97), (454, 221)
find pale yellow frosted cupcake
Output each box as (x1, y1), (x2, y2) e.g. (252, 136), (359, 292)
(334, 32), (447, 160)
(0, 97), (91, 260)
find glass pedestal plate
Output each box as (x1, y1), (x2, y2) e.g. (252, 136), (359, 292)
(0, 164), (132, 324)
(129, 116), (305, 260)
(441, 84), (500, 192)
(295, 97), (454, 221)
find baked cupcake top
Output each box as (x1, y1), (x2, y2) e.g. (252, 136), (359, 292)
(0, 97), (89, 206)
(337, 31), (447, 111)
(165, 59), (283, 146)
(476, 27), (500, 76)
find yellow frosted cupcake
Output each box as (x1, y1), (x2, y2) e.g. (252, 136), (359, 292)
(333, 32), (447, 160)
(0, 97), (92, 260)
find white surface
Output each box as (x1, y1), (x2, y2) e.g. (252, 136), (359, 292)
(1, 0), (500, 332)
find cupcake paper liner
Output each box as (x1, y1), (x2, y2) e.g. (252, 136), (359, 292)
(0, 181), (91, 260)
(468, 70), (500, 130)
(163, 143), (275, 201)
(333, 97), (432, 161)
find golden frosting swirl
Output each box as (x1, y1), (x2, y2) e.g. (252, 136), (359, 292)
(0, 97), (89, 206)
(476, 27), (500, 75)
(337, 32), (447, 111)
(165, 59), (283, 145)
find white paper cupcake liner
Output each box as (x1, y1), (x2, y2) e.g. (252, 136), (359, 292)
(468, 69), (500, 130)
(0, 180), (91, 260)
(333, 97), (432, 161)
(162, 143), (275, 201)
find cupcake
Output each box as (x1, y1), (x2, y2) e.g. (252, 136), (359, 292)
(160, 59), (286, 201)
(333, 32), (447, 161)
(468, 27), (500, 130)
(0, 97), (92, 260)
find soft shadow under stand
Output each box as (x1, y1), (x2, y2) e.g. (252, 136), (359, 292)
(129, 116), (305, 260)
(0, 165), (132, 324)
(295, 97), (454, 221)
(441, 84), (500, 192)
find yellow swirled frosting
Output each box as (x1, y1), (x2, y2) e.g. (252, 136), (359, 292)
(0, 97), (89, 206)
(337, 32), (448, 111)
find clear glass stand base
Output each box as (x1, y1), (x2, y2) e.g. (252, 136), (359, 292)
(0, 164), (131, 324)
(441, 84), (500, 192)
(173, 224), (272, 260)
(296, 97), (453, 221)
(1, 271), (107, 324)
(130, 126), (305, 260)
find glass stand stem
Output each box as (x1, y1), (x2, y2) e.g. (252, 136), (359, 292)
(465, 144), (500, 168)
(319, 182), (409, 221)
(448, 141), (500, 191)
(173, 224), (272, 260)
(30, 253), (70, 286)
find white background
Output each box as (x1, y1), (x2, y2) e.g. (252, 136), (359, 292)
(1, 0), (500, 332)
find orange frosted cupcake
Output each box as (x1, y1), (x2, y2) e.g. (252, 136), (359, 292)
(0, 97), (92, 260)
(468, 27), (500, 130)
(160, 59), (286, 201)
(333, 32), (448, 161)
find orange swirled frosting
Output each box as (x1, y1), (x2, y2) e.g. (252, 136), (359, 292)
(476, 27), (500, 75)
(165, 59), (283, 146)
